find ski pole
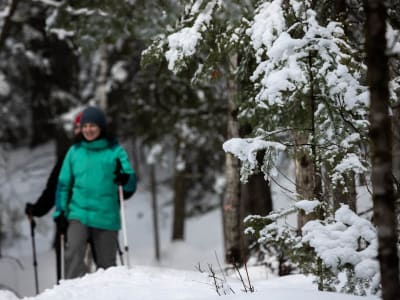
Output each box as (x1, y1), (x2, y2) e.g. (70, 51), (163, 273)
(60, 234), (65, 280)
(116, 158), (130, 268)
(29, 217), (39, 294)
(118, 184), (130, 268)
(116, 239), (124, 266)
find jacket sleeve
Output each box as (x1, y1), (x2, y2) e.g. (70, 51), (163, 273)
(31, 156), (64, 217)
(116, 146), (137, 199)
(53, 148), (74, 218)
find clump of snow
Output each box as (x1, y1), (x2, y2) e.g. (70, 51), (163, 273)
(301, 205), (379, 284)
(223, 137), (285, 171)
(65, 6), (108, 17)
(294, 200), (320, 215)
(147, 144), (163, 165)
(246, 0), (285, 62)
(111, 61), (128, 82)
(0, 72), (10, 96)
(387, 23), (400, 55)
(166, 27), (201, 71)
(331, 153), (367, 186)
(339, 134), (361, 149)
(49, 29), (74, 40)
(165, 0), (219, 73)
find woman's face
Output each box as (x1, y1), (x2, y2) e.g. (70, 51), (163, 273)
(82, 123), (101, 141)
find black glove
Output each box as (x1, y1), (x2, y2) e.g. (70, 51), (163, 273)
(55, 212), (68, 235)
(25, 202), (35, 217)
(114, 172), (130, 185)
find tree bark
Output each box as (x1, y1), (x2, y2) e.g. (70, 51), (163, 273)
(295, 133), (317, 231)
(240, 171), (272, 259)
(223, 54), (242, 264)
(392, 104), (400, 193)
(171, 167), (186, 240)
(150, 165), (160, 260)
(365, 1), (400, 299)
(240, 150), (273, 227)
(172, 142), (187, 241)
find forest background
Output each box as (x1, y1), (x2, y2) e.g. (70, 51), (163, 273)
(0, 1), (399, 300)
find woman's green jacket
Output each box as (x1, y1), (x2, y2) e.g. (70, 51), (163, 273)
(53, 138), (136, 231)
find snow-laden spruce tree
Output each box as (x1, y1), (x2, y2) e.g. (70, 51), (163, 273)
(231, 0), (370, 202)
(230, 0), (378, 294)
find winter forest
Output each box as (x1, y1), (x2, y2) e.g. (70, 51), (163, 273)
(0, 0), (400, 300)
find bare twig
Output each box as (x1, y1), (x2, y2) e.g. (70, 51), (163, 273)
(243, 260), (254, 292)
(207, 264), (221, 296)
(233, 263), (248, 292)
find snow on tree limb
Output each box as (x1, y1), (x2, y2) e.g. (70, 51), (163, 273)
(223, 137), (285, 182)
(164, 0), (220, 73)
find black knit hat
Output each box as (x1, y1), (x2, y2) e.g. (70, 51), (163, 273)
(80, 106), (106, 130)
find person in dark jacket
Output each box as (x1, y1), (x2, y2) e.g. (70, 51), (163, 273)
(53, 106), (136, 279)
(25, 111), (82, 283)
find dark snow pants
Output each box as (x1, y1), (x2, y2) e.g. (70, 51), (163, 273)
(64, 220), (118, 279)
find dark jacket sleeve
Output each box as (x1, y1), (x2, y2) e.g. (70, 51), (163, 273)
(31, 156), (65, 217)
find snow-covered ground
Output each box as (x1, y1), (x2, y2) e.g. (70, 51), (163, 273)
(0, 142), (378, 300)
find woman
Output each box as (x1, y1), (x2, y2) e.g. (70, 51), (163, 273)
(25, 111), (83, 283)
(54, 106), (136, 279)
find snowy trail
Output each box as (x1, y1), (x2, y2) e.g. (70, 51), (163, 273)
(0, 266), (379, 300)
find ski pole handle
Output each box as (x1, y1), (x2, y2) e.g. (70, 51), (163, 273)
(60, 234), (65, 280)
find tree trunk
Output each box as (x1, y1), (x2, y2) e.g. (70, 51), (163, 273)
(241, 174), (272, 217)
(240, 150), (273, 227)
(334, 0), (346, 19)
(295, 52), (323, 232)
(150, 165), (160, 260)
(240, 170), (272, 259)
(295, 133), (317, 231)
(172, 148), (187, 240)
(223, 54), (242, 264)
(365, 1), (400, 299)
(392, 104), (400, 194)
